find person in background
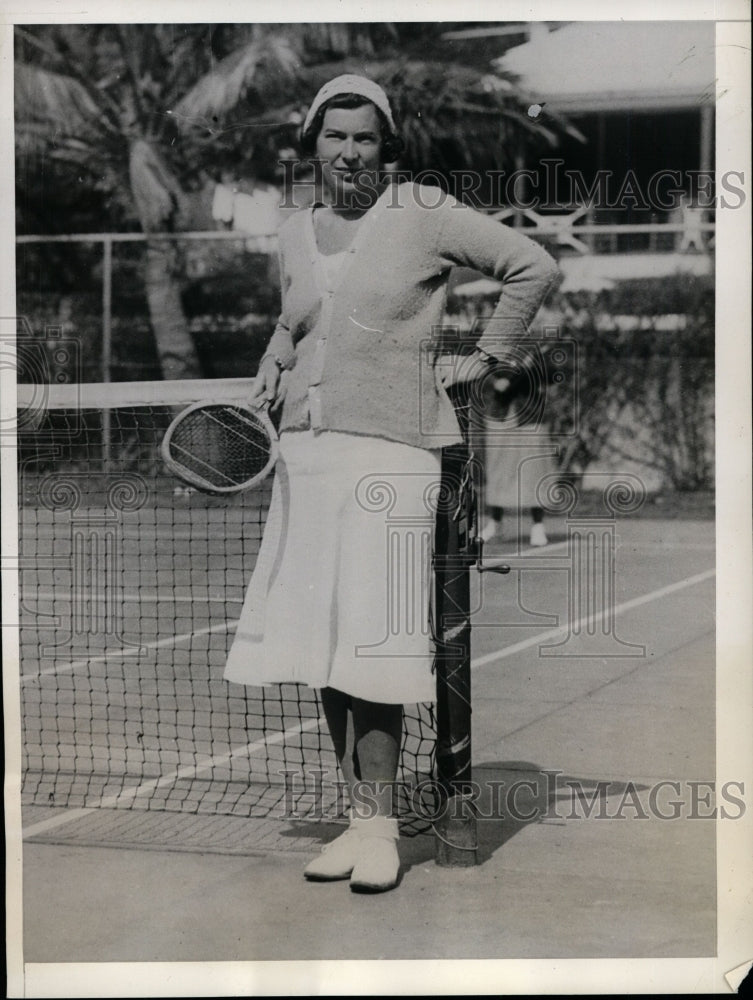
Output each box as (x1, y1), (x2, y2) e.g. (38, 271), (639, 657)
(480, 351), (556, 547)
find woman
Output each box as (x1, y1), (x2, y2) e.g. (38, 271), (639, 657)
(225, 74), (559, 892)
(480, 357), (557, 547)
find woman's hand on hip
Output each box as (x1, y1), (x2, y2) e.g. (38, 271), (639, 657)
(437, 351), (503, 389)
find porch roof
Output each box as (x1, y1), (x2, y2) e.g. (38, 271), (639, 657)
(495, 21), (715, 113)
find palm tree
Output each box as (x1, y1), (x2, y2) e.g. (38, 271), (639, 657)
(15, 24), (222, 380)
(15, 23), (570, 379)
(175, 23), (569, 184)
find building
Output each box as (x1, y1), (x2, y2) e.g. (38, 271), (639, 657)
(493, 20), (716, 289)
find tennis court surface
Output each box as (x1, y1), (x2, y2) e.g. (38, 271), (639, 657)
(19, 491), (716, 964)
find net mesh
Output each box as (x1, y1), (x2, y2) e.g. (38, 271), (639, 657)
(17, 380), (437, 833)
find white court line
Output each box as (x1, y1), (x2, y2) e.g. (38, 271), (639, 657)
(486, 539), (570, 557)
(23, 715), (322, 838)
(19, 621), (237, 683)
(21, 567), (715, 685)
(25, 591), (243, 605)
(470, 567), (715, 670)
(18, 543), (568, 684)
(23, 567), (715, 838)
(611, 542), (716, 551)
(484, 538), (715, 560)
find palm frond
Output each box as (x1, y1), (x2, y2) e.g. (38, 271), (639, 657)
(129, 138), (183, 230)
(174, 35), (302, 125)
(15, 62), (101, 130)
(231, 52), (570, 176)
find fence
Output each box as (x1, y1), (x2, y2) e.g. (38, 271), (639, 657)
(15, 221), (715, 491)
(16, 214), (715, 384)
(490, 207), (716, 255)
(16, 230), (279, 385)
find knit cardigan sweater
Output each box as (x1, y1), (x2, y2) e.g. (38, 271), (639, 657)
(265, 181), (560, 450)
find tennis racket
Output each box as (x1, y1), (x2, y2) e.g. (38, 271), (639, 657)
(161, 400), (278, 495)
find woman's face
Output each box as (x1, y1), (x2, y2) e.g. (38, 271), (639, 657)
(315, 103), (383, 204)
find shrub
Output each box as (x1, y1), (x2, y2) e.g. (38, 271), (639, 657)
(545, 274), (714, 491)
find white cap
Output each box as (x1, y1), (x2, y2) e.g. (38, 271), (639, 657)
(302, 74), (397, 137)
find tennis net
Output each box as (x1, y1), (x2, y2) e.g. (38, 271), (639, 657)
(16, 379), (437, 830)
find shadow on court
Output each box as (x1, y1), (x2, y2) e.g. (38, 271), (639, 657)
(19, 516), (718, 966)
(279, 763), (652, 873)
(472, 763), (650, 864)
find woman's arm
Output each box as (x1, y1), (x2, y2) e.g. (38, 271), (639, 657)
(436, 196), (561, 363)
(436, 348), (511, 391)
(251, 240), (296, 408)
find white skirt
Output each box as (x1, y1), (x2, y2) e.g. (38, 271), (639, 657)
(224, 430), (442, 704)
(483, 417), (558, 509)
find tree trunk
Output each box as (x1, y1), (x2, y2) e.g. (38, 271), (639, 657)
(129, 138), (202, 380)
(142, 240), (201, 379)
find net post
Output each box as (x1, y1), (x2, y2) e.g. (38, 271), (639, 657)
(102, 236), (113, 469)
(102, 235), (113, 384)
(433, 406), (478, 867)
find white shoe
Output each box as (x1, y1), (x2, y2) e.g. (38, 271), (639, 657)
(304, 826), (362, 881)
(530, 523), (548, 547)
(349, 817), (400, 893)
(480, 519), (499, 543)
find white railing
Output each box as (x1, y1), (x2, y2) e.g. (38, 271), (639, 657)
(488, 206), (715, 255)
(16, 230), (277, 384)
(16, 216), (715, 383)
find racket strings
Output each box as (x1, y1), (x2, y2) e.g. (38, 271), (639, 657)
(168, 406), (273, 490)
